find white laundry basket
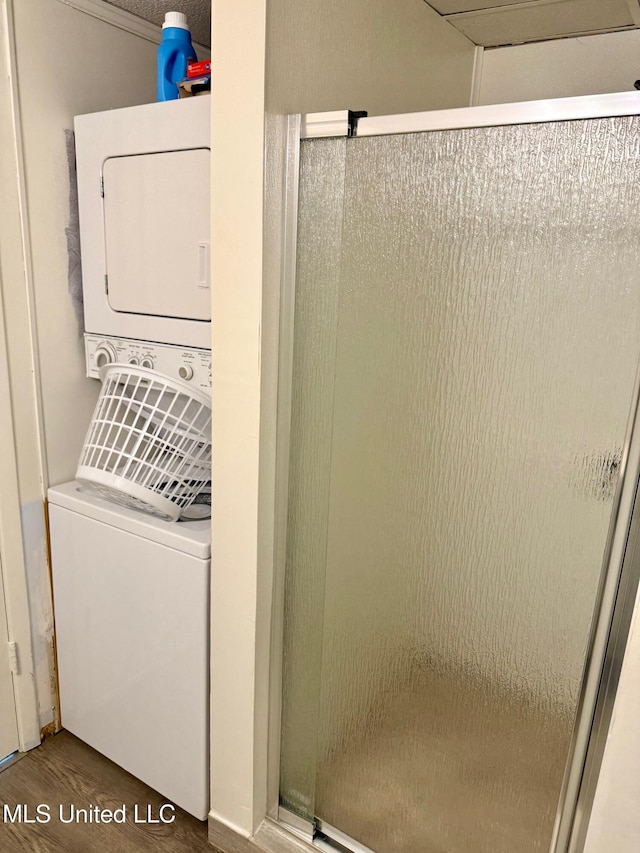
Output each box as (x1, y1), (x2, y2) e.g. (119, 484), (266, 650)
(76, 364), (211, 521)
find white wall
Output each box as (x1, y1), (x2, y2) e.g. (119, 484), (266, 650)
(0, 0), (161, 732)
(11, 0), (160, 487)
(266, 0), (478, 116)
(478, 29), (640, 105)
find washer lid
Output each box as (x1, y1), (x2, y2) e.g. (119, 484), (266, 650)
(48, 481), (211, 559)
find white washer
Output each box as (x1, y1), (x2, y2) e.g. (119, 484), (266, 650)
(48, 481), (210, 820)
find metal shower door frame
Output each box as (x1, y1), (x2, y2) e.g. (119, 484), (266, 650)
(272, 91), (640, 853)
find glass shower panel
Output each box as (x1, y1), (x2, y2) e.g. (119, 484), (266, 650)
(280, 137), (347, 820)
(281, 117), (640, 853)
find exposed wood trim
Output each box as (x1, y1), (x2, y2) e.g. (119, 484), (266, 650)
(39, 720), (57, 740)
(54, 0), (209, 54)
(42, 500), (61, 735)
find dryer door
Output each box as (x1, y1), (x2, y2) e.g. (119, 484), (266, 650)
(102, 148), (210, 322)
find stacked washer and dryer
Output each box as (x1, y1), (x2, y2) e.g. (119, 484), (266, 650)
(47, 96), (212, 820)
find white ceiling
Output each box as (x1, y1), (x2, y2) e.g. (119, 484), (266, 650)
(425, 0), (640, 47)
(104, 0), (211, 47)
(104, 0), (640, 51)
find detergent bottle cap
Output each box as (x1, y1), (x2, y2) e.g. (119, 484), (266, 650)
(163, 11), (189, 30)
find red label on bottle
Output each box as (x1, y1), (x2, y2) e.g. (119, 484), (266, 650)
(187, 60), (211, 79)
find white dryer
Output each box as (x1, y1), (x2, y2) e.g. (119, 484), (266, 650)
(74, 97), (211, 388)
(48, 481), (210, 820)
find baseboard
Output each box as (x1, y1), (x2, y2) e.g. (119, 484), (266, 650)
(208, 816), (316, 853)
(208, 817), (257, 853)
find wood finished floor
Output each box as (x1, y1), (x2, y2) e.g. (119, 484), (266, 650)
(0, 731), (216, 852)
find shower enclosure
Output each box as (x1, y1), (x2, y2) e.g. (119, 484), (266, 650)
(276, 94), (640, 853)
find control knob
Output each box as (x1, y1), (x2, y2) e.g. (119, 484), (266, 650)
(94, 342), (118, 369)
(178, 364), (194, 381)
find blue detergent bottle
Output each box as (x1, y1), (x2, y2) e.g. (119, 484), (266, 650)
(157, 11), (197, 102)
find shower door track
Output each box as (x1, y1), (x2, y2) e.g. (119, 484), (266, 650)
(278, 808), (378, 853)
(273, 91), (640, 853)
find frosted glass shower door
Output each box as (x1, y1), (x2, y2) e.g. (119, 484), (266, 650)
(280, 117), (640, 853)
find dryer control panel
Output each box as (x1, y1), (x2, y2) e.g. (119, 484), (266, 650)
(85, 335), (211, 391)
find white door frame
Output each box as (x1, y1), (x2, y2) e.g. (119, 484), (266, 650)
(0, 0), (47, 753)
(0, 286), (41, 752)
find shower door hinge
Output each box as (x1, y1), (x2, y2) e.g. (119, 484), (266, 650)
(104, 275), (109, 295)
(7, 642), (18, 676)
(100, 175), (104, 197)
(301, 109), (368, 139)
